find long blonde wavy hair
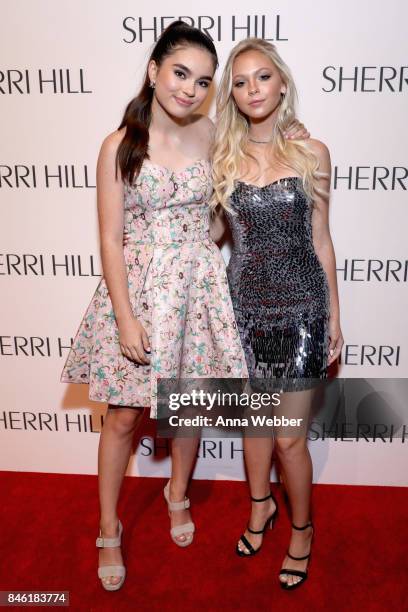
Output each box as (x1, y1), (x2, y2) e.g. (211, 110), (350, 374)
(211, 38), (326, 212)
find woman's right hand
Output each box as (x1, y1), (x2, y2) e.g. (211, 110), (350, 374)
(118, 316), (151, 365)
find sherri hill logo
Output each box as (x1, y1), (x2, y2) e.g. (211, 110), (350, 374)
(0, 69), (91, 95)
(0, 254), (101, 277)
(322, 66), (408, 92)
(0, 337), (73, 358)
(0, 165), (95, 188)
(122, 14), (288, 43)
(333, 166), (407, 190)
(337, 259), (408, 282)
(339, 345), (401, 366)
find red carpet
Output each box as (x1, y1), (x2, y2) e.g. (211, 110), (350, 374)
(0, 471), (406, 611)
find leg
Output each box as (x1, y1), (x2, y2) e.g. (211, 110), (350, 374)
(274, 390), (314, 587)
(167, 435), (200, 544)
(237, 435), (277, 555)
(98, 405), (144, 586)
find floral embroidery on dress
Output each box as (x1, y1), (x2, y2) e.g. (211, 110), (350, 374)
(61, 159), (248, 417)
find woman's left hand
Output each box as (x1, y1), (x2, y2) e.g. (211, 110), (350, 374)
(328, 319), (344, 365)
(284, 120), (310, 140)
(123, 229), (131, 247)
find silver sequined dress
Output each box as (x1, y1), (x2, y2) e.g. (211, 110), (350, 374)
(226, 177), (329, 385)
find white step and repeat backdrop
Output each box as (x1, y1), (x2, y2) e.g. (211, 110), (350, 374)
(1, 1), (407, 485)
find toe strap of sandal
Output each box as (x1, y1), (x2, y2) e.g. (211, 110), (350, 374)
(170, 521), (195, 538)
(98, 565), (126, 579)
(239, 534), (256, 555)
(279, 569), (307, 579)
(96, 521), (123, 548)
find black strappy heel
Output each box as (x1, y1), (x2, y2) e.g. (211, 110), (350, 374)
(279, 522), (314, 590)
(236, 492), (278, 557)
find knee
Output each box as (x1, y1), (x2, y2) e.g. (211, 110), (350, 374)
(275, 436), (305, 458)
(106, 407), (143, 436)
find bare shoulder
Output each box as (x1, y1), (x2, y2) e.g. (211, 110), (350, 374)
(305, 138), (330, 161)
(97, 128), (126, 180)
(99, 127), (126, 158)
(305, 138), (331, 175)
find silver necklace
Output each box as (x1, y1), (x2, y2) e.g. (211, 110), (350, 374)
(248, 137), (273, 144)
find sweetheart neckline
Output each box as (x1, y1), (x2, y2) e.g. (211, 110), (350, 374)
(236, 176), (302, 189)
(143, 158), (210, 175)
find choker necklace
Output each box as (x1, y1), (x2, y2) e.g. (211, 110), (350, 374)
(248, 137), (273, 144)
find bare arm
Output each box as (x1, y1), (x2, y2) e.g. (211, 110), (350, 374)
(97, 129), (150, 364)
(97, 131), (131, 323)
(209, 207), (227, 242)
(308, 139), (344, 365)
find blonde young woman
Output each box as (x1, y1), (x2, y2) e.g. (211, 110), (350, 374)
(211, 39), (343, 590)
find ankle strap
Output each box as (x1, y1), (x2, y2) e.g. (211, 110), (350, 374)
(96, 520), (123, 548)
(292, 521), (312, 531)
(287, 550), (311, 561)
(251, 493), (272, 503)
(167, 497), (190, 512)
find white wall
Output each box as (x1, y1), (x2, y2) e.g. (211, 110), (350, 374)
(1, 1), (407, 485)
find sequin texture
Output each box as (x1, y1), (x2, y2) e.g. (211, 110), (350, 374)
(226, 177), (329, 385)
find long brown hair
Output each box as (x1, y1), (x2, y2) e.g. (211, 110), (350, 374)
(117, 21), (218, 185)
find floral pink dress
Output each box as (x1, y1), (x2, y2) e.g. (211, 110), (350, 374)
(60, 158), (248, 417)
